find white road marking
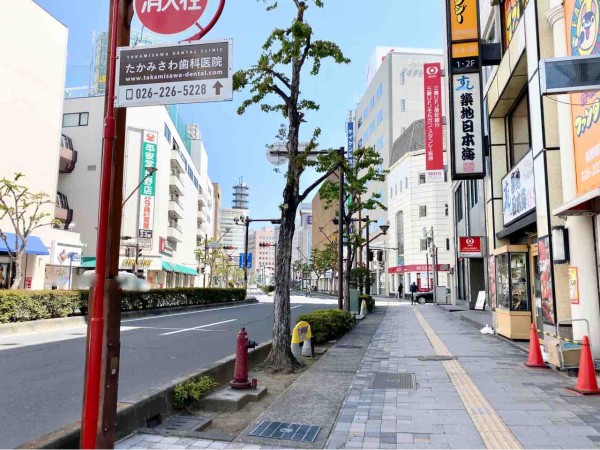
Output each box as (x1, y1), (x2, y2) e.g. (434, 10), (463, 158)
(123, 303), (262, 324)
(160, 319), (238, 336)
(291, 305), (302, 309)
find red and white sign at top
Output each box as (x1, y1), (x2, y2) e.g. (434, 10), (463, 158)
(459, 237), (482, 258)
(424, 63), (444, 182)
(135, 0), (208, 35)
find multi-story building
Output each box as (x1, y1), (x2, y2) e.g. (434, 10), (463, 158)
(0, 1), (84, 290)
(248, 227), (276, 285)
(219, 178), (249, 259)
(355, 48), (444, 295)
(386, 120), (452, 296)
(212, 183), (222, 239)
(311, 174), (339, 292)
(62, 97), (213, 288)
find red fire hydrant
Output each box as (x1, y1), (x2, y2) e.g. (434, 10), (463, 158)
(230, 328), (257, 389)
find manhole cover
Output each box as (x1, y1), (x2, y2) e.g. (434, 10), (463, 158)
(156, 416), (206, 432)
(249, 421), (321, 442)
(418, 355), (457, 361)
(336, 344), (363, 349)
(370, 372), (417, 389)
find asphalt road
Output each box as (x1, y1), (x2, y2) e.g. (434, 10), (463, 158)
(0, 295), (336, 448)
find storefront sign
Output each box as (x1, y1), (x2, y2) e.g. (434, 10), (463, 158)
(134, 0), (209, 35)
(139, 130), (158, 241)
(50, 242), (82, 267)
(424, 63), (444, 182)
(388, 264), (450, 274)
(564, 0), (600, 196)
(347, 111), (355, 166)
(452, 73), (484, 178)
(459, 236), (482, 257)
(569, 266), (580, 304)
(304, 215), (313, 226)
(474, 290), (486, 310)
(448, 0), (479, 42)
(504, 0), (530, 47)
(539, 236), (556, 325)
(121, 258), (152, 268)
(115, 40), (233, 107)
(159, 237), (174, 257)
(502, 151), (535, 226)
(24, 277), (32, 289)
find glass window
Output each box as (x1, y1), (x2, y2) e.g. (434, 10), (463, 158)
(400, 70), (405, 85)
(510, 253), (529, 311)
(63, 112), (88, 127)
(508, 91), (530, 166)
(377, 83), (383, 99)
(395, 184), (398, 195)
(445, 204), (449, 216)
(377, 110), (383, 125)
(446, 238), (450, 251)
(405, 177), (408, 189)
(79, 112), (89, 126)
(369, 96), (375, 111)
(419, 173), (426, 184)
(400, 99), (406, 112)
(390, 187), (393, 198)
(496, 254), (510, 310)
(419, 205), (427, 217)
(376, 136), (384, 151)
(455, 186), (464, 221)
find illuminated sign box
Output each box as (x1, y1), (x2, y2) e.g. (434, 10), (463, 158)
(540, 55), (600, 95)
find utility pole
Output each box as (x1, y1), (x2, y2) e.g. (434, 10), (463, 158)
(365, 215), (370, 295)
(337, 147), (345, 310)
(203, 233), (208, 287)
(243, 218), (249, 292)
(81, 0), (132, 448)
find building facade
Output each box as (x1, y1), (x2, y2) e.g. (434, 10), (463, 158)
(311, 175), (339, 292)
(62, 97), (213, 287)
(386, 121), (453, 296)
(0, 1), (85, 291)
(248, 227), (276, 285)
(355, 48), (444, 296)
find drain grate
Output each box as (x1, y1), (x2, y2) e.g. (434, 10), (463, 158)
(370, 372), (417, 389)
(0, 343), (18, 346)
(249, 420), (321, 442)
(155, 416), (206, 432)
(336, 344), (363, 349)
(418, 355), (457, 361)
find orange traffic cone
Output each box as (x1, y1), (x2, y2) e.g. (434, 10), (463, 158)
(567, 336), (600, 395)
(525, 323), (547, 368)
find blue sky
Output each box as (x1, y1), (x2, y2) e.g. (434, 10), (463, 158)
(35, 0), (443, 222)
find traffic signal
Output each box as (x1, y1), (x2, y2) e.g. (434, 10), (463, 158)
(377, 250), (384, 262)
(259, 242), (271, 247)
(368, 250), (374, 261)
(223, 246), (234, 250)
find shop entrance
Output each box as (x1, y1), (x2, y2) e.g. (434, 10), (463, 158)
(530, 244), (544, 342)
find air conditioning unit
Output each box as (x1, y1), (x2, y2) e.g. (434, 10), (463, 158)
(540, 55), (600, 95)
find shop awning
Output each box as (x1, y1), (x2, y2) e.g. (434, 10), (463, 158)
(553, 188), (600, 218)
(0, 233), (49, 255)
(162, 261), (198, 276)
(80, 257), (96, 268)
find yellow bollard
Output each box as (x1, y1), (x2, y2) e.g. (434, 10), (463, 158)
(291, 321), (313, 358)
(360, 299), (368, 316)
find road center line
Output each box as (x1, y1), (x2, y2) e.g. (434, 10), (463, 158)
(122, 303), (261, 324)
(290, 305), (302, 309)
(413, 308), (522, 450)
(160, 319), (238, 336)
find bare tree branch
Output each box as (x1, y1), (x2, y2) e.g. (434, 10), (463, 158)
(298, 164), (340, 203)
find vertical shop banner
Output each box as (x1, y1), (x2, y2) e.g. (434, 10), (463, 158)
(424, 63), (444, 182)
(564, 0), (600, 195)
(452, 73), (484, 177)
(347, 111), (355, 166)
(488, 255), (497, 310)
(538, 236), (556, 325)
(139, 130), (158, 240)
(569, 267), (580, 304)
(448, 0), (479, 41)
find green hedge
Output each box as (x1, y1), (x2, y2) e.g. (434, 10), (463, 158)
(296, 309), (355, 344)
(0, 288), (247, 324)
(360, 294), (375, 313)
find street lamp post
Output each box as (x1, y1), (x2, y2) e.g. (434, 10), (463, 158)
(423, 226), (438, 305)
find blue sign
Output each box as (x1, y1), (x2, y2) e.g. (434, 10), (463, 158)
(347, 119), (354, 166)
(238, 253), (245, 268)
(247, 253), (253, 269)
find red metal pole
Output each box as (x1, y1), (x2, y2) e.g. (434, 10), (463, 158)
(80, 0), (120, 446)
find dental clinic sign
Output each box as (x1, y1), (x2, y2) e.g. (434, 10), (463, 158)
(139, 131), (158, 240)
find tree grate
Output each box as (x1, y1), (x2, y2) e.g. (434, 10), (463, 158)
(418, 355), (457, 361)
(155, 416), (206, 432)
(336, 344), (363, 349)
(370, 372), (417, 389)
(249, 420), (321, 442)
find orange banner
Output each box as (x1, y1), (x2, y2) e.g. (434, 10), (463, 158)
(449, 0), (478, 42)
(564, 0), (600, 195)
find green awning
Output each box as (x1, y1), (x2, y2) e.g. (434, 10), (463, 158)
(162, 261), (174, 272)
(162, 261), (197, 276)
(81, 257), (96, 268)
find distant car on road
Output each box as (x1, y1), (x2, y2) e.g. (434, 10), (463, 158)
(416, 290), (434, 304)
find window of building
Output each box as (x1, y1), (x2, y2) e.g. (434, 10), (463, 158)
(418, 173), (426, 184)
(377, 110), (383, 125)
(370, 121), (375, 134)
(400, 99), (406, 112)
(445, 204), (449, 216)
(508, 90), (531, 167)
(376, 136), (384, 151)
(164, 124), (172, 144)
(470, 180), (479, 208)
(419, 205), (427, 217)
(357, 117), (363, 129)
(420, 238), (428, 251)
(390, 187), (393, 198)
(63, 112), (89, 127)
(395, 184), (398, 195)
(377, 83), (383, 99)
(369, 96), (375, 111)
(396, 211), (404, 255)
(405, 177), (408, 189)
(362, 107), (368, 121)
(455, 186), (464, 222)
(446, 238), (450, 251)
(400, 70), (405, 85)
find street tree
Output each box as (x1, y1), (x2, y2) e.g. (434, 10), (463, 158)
(234, 0), (350, 372)
(0, 173), (57, 289)
(317, 146), (387, 307)
(195, 239), (229, 287)
(310, 246), (337, 291)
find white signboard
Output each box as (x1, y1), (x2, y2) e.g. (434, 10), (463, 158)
(139, 130), (158, 240)
(115, 40), (233, 108)
(502, 151), (535, 226)
(475, 290), (486, 310)
(50, 242), (82, 267)
(452, 73), (484, 178)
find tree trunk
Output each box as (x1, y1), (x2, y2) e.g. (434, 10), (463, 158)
(344, 252), (352, 311)
(10, 251), (23, 290)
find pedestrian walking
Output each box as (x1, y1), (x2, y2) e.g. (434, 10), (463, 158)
(397, 282), (403, 300)
(410, 282), (418, 305)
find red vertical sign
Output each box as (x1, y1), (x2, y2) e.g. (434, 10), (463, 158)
(424, 63), (444, 182)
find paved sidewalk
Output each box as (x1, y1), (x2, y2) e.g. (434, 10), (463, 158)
(326, 304), (600, 449)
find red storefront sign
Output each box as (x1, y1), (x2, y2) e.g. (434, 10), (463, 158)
(388, 264), (450, 274)
(459, 236), (482, 258)
(424, 62), (444, 182)
(134, 0), (209, 35)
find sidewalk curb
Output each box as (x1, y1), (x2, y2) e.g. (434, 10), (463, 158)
(18, 340), (272, 449)
(0, 298), (258, 337)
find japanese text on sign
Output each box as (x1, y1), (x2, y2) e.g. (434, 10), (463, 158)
(424, 63), (444, 182)
(138, 131), (158, 241)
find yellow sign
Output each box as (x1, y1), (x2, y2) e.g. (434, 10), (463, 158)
(565, 0), (600, 195)
(504, 0), (529, 47)
(449, 0), (478, 42)
(291, 321), (312, 344)
(121, 258), (151, 268)
(452, 42), (479, 58)
(569, 267), (580, 305)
